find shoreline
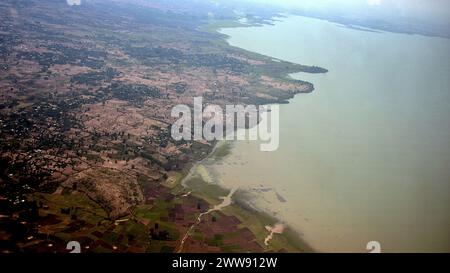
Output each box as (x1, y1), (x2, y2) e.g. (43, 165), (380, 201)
(176, 140), (315, 252)
(173, 15), (323, 253)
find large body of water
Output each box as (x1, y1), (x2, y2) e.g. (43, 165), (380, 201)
(200, 16), (450, 252)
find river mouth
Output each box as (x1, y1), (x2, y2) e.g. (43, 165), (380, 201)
(207, 15), (450, 253)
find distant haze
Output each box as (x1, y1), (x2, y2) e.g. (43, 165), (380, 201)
(238, 0), (450, 25)
(66, 0), (81, 6)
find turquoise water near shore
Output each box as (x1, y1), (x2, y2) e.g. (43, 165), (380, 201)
(203, 15), (450, 252)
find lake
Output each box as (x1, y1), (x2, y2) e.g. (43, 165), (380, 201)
(199, 15), (450, 252)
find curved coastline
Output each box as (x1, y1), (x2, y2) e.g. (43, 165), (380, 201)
(178, 140), (316, 252)
(174, 15), (328, 253)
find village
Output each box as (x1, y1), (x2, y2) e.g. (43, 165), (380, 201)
(0, 0), (323, 253)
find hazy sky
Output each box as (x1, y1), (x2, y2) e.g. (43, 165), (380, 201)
(242, 0), (450, 24)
